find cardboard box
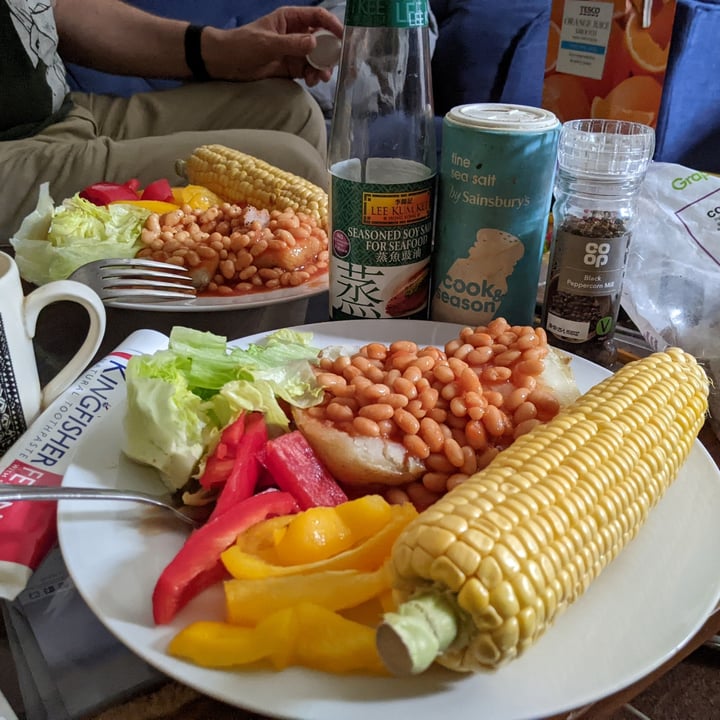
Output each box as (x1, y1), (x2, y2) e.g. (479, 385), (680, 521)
(541, 1), (720, 172)
(542, 0), (676, 129)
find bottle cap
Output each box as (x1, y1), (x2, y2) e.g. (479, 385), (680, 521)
(558, 119), (655, 180)
(446, 103), (560, 133)
(306, 30), (342, 71)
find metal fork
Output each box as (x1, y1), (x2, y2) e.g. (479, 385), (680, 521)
(68, 258), (197, 304)
(0, 484), (203, 528)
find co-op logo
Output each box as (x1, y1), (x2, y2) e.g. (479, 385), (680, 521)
(584, 242), (609, 268)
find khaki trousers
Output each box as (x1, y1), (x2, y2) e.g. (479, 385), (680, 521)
(0, 79), (329, 241)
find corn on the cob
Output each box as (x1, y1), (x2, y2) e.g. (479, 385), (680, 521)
(377, 348), (709, 675)
(179, 144), (328, 229)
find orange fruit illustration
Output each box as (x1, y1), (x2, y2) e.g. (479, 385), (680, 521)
(590, 75), (664, 127)
(625, 2), (676, 75)
(612, 0), (631, 19)
(545, 21), (561, 75)
(542, 73), (591, 122)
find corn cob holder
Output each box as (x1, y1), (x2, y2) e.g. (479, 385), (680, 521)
(177, 144), (329, 230)
(377, 348), (709, 675)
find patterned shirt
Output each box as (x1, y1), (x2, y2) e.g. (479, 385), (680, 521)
(1, 0), (72, 140)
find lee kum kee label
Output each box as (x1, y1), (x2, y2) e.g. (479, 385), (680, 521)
(430, 104), (560, 327)
(362, 188), (430, 225)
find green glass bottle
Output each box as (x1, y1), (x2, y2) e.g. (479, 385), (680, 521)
(327, 0), (436, 320)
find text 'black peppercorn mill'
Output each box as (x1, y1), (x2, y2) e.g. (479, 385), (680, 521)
(541, 119), (655, 366)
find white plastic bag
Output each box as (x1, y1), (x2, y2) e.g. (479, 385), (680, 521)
(622, 161), (720, 435)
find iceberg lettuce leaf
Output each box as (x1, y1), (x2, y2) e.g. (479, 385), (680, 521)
(122, 365), (212, 491)
(10, 185), (147, 284)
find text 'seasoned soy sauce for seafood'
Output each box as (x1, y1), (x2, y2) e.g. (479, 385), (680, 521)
(430, 104), (560, 327)
(327, 0), (436, 320)
(541, 119), (655, 367)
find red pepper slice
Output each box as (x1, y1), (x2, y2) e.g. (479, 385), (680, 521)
(198, 414), (246, 490)
(152, 489), (297, 624)
(221, 414), (247, 447)
(198, 456), (235, 490)
(141, 178), (174, 203)
(264, 431), (348, 510)
(124, 178), (141, 193)
(207, 413), (267, 522)
(79, 182), (139, 206)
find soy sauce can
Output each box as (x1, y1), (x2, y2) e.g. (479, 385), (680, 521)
(430, 104), (560, 326)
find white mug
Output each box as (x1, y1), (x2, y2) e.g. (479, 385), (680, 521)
(0, 251), (106, 454)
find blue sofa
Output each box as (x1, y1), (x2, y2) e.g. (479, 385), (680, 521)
(65, 0), (720, 173)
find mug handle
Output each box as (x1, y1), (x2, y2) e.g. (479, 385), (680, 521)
(23, 280), (107, 409)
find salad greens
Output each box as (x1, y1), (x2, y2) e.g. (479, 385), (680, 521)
(10, 182), (148, 285)
(122, 327), (324, 491)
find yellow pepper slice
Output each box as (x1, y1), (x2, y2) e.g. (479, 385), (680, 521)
(236, 494), (400, 566)
(273, 505), (353, 565)
(286, 603), (386, 674)
(171, 184), (223, 210)
(233, 513), (293, 561)
(109, 199), (179, 213)
(224, 565), (391, 624)
(221, 501), (418, 579)
(335, 493), (394, 535)
(168, 620), (278, 668)
(169, 602), (387, 674)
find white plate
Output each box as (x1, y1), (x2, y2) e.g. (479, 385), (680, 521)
(107, 271), (328, 312)
(57, 319), (720, 720)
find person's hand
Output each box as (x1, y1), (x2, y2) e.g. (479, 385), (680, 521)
(203, 6), (344, 87)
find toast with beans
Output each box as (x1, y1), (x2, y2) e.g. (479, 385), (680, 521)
(292, 318), (580, 510)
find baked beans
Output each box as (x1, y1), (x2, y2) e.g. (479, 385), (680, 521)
(136, 204), (328, 295)
(311, 321), (571, 507)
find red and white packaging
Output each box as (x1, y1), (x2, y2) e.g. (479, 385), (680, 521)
(0, 329), (168, 600)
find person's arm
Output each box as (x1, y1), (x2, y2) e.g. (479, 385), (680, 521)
(54, 0), (344, 86)
(54, 0), (191, 79)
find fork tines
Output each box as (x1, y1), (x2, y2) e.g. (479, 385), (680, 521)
(98, 259), (197, 302)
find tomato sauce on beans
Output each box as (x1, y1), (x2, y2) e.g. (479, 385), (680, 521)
(136, 203), (328, 296)
(311, 318), (564, 510)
